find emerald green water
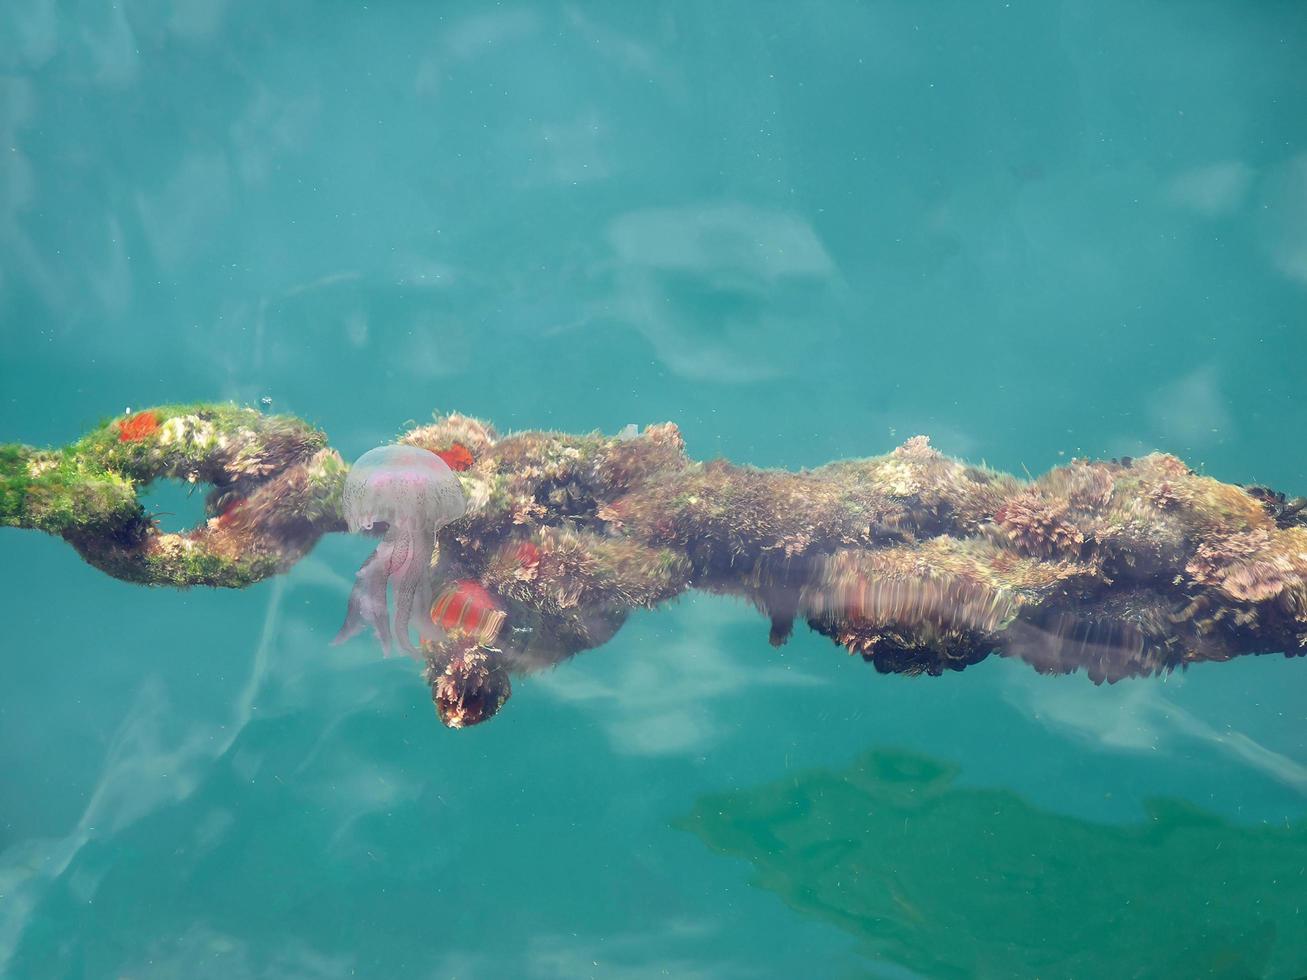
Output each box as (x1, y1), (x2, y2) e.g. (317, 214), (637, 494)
(3, 3), (1307, 977)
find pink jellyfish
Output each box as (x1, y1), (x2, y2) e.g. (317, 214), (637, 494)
(332, 445), (466, 658)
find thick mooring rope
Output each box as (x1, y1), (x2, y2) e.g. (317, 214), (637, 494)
(3, 404), (1305, 727)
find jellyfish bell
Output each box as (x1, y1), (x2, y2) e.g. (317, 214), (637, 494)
(333, 445), (467, 658)
(342, 445), (466, 535)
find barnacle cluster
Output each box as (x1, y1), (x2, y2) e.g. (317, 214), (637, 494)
(3, 404), (1306, 728)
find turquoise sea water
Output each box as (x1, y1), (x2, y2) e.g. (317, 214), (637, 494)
(3, 2), (1307, 977)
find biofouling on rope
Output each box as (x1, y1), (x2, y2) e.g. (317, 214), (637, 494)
(3, 404), (1306, 728)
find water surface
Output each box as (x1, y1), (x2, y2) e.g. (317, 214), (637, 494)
(2, 2), (1306, 977)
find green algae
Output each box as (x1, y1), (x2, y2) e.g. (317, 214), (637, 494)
(1, 404), (335, 588)
(677, 748), (1307, 979)
(0, 444), (143, 536)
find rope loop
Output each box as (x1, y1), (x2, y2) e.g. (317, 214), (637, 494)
(0, 404), (344, 586)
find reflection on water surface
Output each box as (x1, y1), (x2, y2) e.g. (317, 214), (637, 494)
(679, 748), (1307, 979)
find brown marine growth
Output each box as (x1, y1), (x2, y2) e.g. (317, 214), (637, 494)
(3, 404), (1306, 727)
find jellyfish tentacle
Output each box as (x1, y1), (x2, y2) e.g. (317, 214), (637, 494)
(389, 530), (428, 658)
(333, 542), (394, 652)
(386, 529), (412, 576)
(414, 573), (443, 646)
(367, 538), (396, 655)
(333, 548), (380, 645)
(384, 529), (414, 654)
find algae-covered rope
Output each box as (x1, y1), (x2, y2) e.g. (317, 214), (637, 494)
(3, 403), (1306, 728)
(0, 405), (345, 587)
